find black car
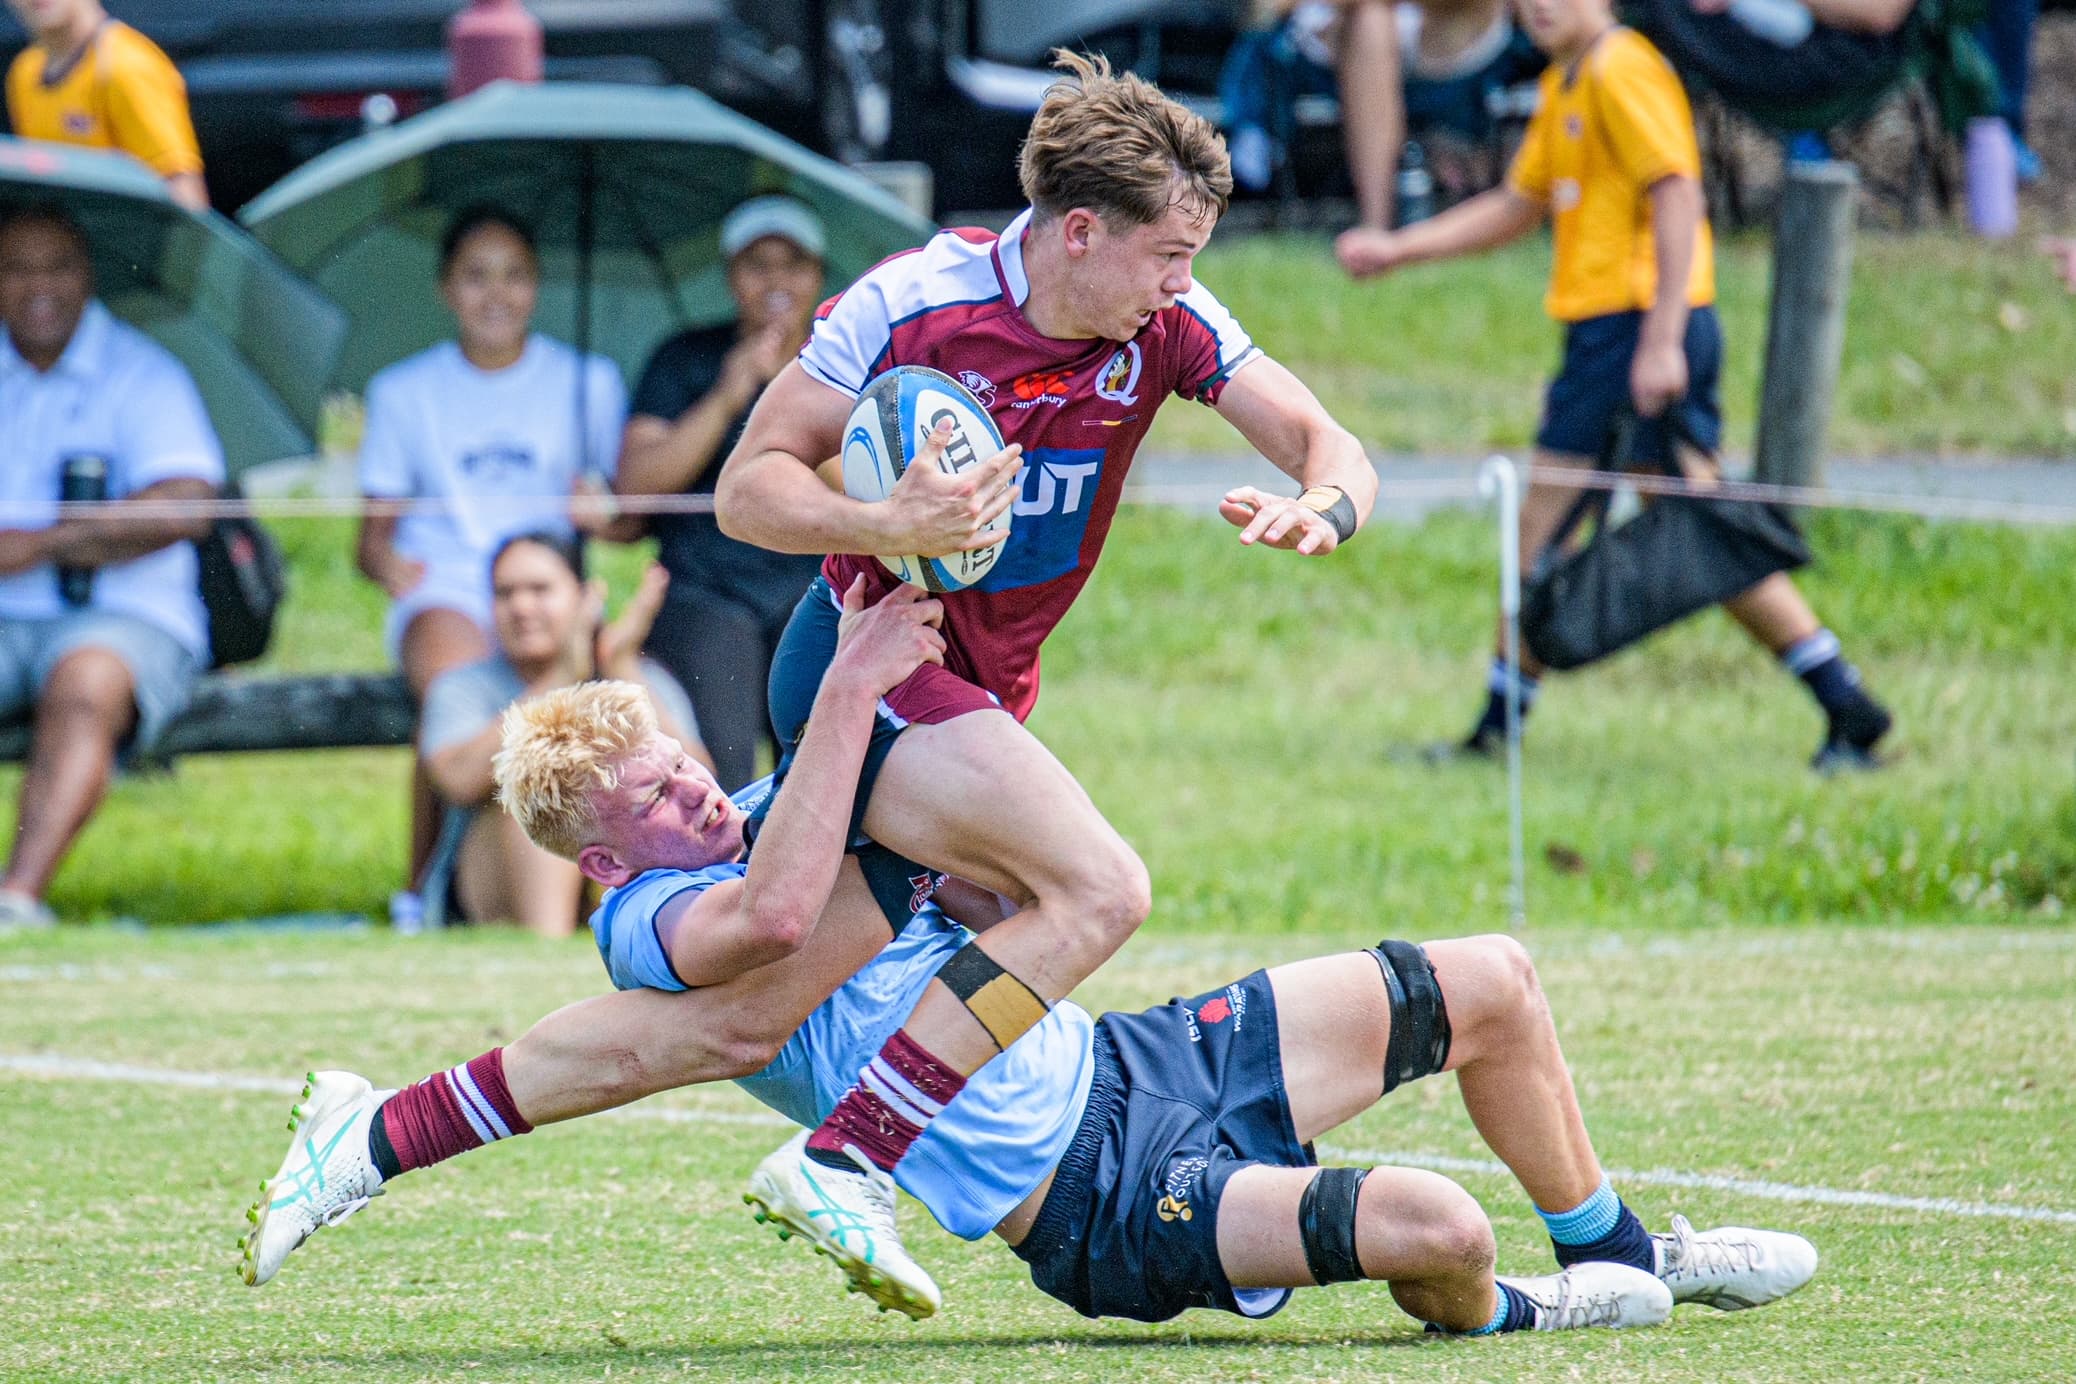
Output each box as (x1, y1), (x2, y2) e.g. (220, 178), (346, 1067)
(0, 1), (1242, 215)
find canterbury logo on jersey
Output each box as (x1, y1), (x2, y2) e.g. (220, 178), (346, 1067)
(1009, 370), (1072, 407)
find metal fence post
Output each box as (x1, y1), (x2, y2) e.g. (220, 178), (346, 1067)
(1755, 160), (1859, 490)
(1477, 454), (1527, 931)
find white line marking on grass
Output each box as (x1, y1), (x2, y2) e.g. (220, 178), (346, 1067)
(1314, 1145), (2076, 1227)
(9, 1052), (2074, 1228)
(0, 1053), (303, 1094)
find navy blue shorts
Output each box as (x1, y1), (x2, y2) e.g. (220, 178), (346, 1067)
(1537, 305), (1723, 465)
(766, 575), (1002, 845)
(1012, 970), (1312, 1323)
(735, 771), (942, 933)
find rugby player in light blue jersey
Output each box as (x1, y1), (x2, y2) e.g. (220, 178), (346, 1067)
(239, 590), (1816, 1330)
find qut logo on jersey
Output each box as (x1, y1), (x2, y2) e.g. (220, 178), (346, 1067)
(975, 447), (1106, 592)
(1011, 455), (1101, 518)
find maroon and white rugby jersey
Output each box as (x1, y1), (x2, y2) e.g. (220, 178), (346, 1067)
(799, 208), (1259, 721)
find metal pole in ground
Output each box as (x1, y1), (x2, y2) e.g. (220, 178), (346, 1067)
(1755, 160), (1859, 490)
(1478, 454), (1527, 930)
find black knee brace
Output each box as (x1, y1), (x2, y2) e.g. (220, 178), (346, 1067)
(1297, 1166), (1370, 1285)
(1368, 939), (1453, 1094)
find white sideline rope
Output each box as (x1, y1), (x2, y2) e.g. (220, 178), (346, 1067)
(8, 463), (2076, 525)
(5, 1051), (2074, 1226)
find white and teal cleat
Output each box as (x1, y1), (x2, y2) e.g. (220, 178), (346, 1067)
(743, 1130), (941, 1320)
(1652, 1213), (1819, 1310)
(237, 1070), (391, 1286)
(1500, 1261), (1675, 1331)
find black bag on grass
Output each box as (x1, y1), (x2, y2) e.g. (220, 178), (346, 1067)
(195, 480), (287, 669)
(1519, 410), (1810, 672)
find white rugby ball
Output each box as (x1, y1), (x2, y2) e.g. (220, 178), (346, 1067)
(841, 365), (1011, 592)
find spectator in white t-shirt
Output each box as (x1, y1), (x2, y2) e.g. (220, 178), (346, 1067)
(355, 206), (627, 690)
(415, 531), (705, 936)
(0, 207), (222, 929)
(353, 206), (627, 884)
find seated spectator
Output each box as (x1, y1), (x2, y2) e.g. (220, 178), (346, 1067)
(416, 531), (706, 936)
(4, 0), (209, 210)
(1622, 0), (1921, 150)
(0, 206), (220, 928)
(615, 196), (827, 790)
(354, 205), (627, 880)
(1220, 2), (1540, 220)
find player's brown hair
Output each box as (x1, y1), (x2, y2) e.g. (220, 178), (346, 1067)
(492, 680), (657, 859)
(1018, 50), (1232, 227)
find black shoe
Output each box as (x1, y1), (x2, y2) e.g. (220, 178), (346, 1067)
(1811, 695), (1892, 775)
(1810, 737), (1884, 775)
(1417, 724), (1506, 765)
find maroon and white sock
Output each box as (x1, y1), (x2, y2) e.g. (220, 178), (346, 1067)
(803, 1029), (967, 1174)
(368, 1048), (533, 1180)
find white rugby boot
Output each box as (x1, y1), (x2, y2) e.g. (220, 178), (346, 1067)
(1652, 1213), (1818, 1310)
(237, 1070), (391, 1286)
(744, 1130), (941, 1320)
(1498, 1262), (1674, 1330)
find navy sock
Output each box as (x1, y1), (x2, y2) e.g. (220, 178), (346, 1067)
(367, 1101), (403, 1181)
(1539, 1177), (1656, 1274)
(1782, 630), (1889, 745)
(1473, 657), (1538, 739)
(1550, 1206), (1655, 1273)
(1438, 1281), (1540, 1335)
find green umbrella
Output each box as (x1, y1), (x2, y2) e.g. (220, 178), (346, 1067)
(239, 81), (938, 408)
(0, 137), (348, 479)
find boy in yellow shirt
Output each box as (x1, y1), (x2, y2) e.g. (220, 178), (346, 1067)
(5, 0), (207, 209)
(1338, 0), (1891, 771)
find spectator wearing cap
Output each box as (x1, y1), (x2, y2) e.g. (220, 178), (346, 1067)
(614, 195), (828, 790)
(4, 0), (208, 210)
(0, 206), (221, 928)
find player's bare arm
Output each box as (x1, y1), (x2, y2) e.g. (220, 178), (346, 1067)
(1212, 356), (1376, 555)
(1632, 174), (1701, 418)
(1336, 186), (1545, 280)
(717, 363), (1021, 559)
(616, 579), (947, 987)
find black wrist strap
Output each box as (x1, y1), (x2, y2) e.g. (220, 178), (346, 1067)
(1298, 485), (1358, 543)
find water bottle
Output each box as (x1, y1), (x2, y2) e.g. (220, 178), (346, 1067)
(1964, 117), (2018, 239)
(1724, 0), (1813, 47)
(57, 454), (107, 606)
(1396, 140), (1434, 228)
(389, 889), (427, 936)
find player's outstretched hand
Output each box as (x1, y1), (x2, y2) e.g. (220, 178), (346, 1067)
(832, 575), (946, 694)
(1336, 226), (1407, 280)
(884, 419), (1022, 558)
(1219, 485), (1343, 555)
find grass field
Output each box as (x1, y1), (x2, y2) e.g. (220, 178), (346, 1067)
(2, 501), (2073, 1379)
(1142, 230), (2076, 460)
(3, 922), (2072, 1382)
(11, 506), (2071, 928)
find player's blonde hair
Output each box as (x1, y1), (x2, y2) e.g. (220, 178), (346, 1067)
(492, 680), (656, 859)
(1018, 49), (1232, 228)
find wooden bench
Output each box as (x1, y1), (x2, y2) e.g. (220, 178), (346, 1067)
(0, 672), (416, 767)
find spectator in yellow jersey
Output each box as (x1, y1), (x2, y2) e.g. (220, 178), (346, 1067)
(4, 0), (206, 210)
(1338, 0), (1893, 772)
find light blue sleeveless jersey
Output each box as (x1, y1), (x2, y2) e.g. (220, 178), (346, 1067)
(591, 857), (1095, 1241)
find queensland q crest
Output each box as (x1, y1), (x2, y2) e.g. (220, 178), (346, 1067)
(1095, 342), (1142, 405)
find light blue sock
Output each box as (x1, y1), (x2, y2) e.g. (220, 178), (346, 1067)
(1536, 1176), (1621, 1245)
(1461, 1288), (1511, 1336)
